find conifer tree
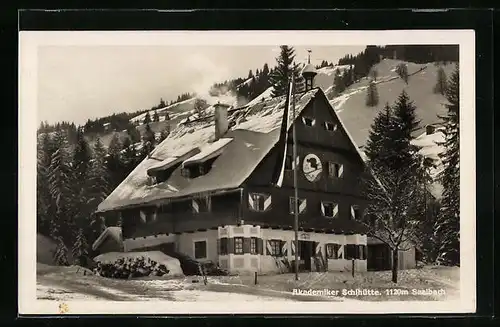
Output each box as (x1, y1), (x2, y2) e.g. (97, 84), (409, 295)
(248, 70), (253, 79)
(364, 103), (398, 169)
(396, 63), (409, 84)
(435, 64), (460, 266)
(143, 112), (151, 124)
(48, 130), (75, 245)
(433, 66), (448, 95)
(106, 133), (125, 189)
(333, 69), (346, 95)
(121, 137), (138, 174)
(365, 80), (380, 107)
(37, 134), (54, 236)
(72, 227), (89, 265)
(194, 98), (208, 118)
(54, 236), (70, 266)
(392, 90), (421, 159)
(153, 110), (160, 122)
(87, 138), (109, 211)
(269, 45), (302, 97)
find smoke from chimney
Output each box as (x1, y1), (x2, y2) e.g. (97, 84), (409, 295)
(214, 102), (230, 141)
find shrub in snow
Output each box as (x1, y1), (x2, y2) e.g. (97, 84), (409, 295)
(93, 256), (169, 279)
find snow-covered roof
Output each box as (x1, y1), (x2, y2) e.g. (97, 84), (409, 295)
(97, 88), (321, 213)
(182, 138), (233, 167)
(92, 226), (122, 251)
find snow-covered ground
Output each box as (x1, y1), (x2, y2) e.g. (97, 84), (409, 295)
(37, 263), (459, 302)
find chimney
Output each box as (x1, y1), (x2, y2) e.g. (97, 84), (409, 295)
(214, 102), (230, 140)
(426, 125), (436, 135)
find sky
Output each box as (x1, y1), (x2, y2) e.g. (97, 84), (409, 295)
(37, 45), (365, 125)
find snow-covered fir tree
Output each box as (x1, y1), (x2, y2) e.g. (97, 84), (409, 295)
(362, 93), (424, 283)
(87, 138), (110, 210)
(143, 112), (151, 124)
(396, 63), (409, 84)
(333, 69), (346, 95)
(364, 103), (397, 169)
(435, 64), (460, 266)
(48, 130), (75, 245)
(153, 110), (160, 122)
(54, 236), (70, 266)
(72, 227), (89, 265)
(433, 66), (448, 95)
(140, 124), (156, 158)
(269, 45), (302, 97)
(365, 80), (380, 107)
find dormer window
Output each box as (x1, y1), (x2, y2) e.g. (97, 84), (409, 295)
(301, 116), (316, 127)
(324, 121), (338, 132)
(181, 138), (233, 179)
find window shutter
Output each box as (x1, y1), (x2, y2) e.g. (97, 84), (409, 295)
(338, 164), (344, 177)
(363, 245), (367, 260)
(248, 194), (255, 210)
(257, 238), (263, 255)
(228, 238), (234, 254)
(192, 199), (199, 213)
(337, 244), (344, 259)
(266, 240), (272, 255)
(140, 210), (147, 223)
(263, 194), (272, 211)
(217, 238), (221, 255)
(299, 199), (307, 214)
(281, 241), (287, 256)
(243, 237), (251, 254)
(333, 204), (339, 218)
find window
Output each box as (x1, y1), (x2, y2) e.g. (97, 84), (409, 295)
(358, 245), (367, 260)
(270, 240), (282, 256)
(345, 244), (357, 260)
(327, 162), (344, 178)
(250, 238), (257, 255)
(301, 116), (316, 127)
(248, 193), (272, 212)
(219, 238), (228, 255)
(321, 202), (338, 218)
(324, 121), (337, 132)
(289, 197), (307, 214)
(181, 167), (191, 178)
(192, 198), (211, 213)
(326, 243), (342, 259)
(351, 205), (362, 220)
(234, 237), (244, 254)
(194, 241), (207, 259)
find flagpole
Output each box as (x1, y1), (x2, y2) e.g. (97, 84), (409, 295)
(291, 72), (299, 281)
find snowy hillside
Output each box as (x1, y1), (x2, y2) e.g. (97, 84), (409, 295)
(329, 59), (456, 147)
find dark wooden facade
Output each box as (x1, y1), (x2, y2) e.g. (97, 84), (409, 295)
(119, 91), (370, 240)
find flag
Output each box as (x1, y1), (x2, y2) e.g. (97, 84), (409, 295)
(273, 78), (295, 187)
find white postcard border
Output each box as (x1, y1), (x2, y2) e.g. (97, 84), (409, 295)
(19, 29), (476, 315)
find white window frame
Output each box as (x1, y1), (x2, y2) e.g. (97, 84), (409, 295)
(234, 237), (244, 255)
(193, 238), (208, 260)
(321, 201), (339, 218)
(324, 121), (338, 132)
(301, 116), (316, 127)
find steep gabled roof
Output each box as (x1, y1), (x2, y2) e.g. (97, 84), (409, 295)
(97, 88), (321, 213)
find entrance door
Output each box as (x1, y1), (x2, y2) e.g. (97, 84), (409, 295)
(367, 244), (391, 271)
(299, 240), (314, 271)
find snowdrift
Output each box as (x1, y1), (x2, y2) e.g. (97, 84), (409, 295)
(93, 251), (184, 277)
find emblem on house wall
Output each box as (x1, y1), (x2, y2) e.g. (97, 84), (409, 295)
(302, 153), (322, 182)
